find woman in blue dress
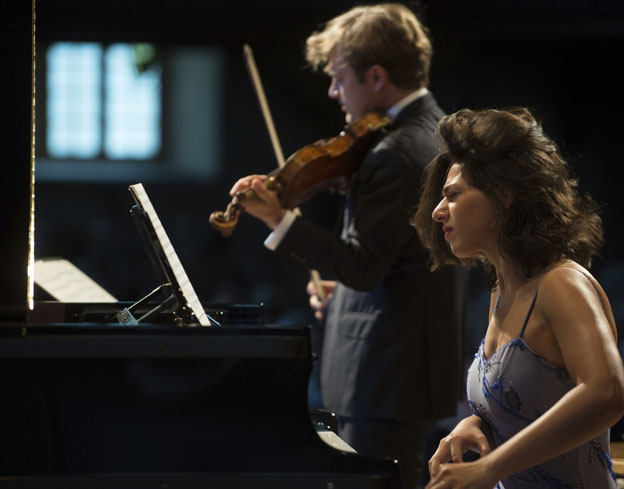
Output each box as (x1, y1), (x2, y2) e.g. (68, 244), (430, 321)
(412, 107), (624, 488)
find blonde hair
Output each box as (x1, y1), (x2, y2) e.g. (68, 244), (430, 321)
(305, 3), (432, 89)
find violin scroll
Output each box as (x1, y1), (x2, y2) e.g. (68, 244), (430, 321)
(209, 176), (283, 237)
(208, 206), (239, 238)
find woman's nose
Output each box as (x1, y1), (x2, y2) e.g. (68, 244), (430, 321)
(432, 201), (447, 222)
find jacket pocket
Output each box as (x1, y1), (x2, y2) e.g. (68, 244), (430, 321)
(340, 310), (380, 339)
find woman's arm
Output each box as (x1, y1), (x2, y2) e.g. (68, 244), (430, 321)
(426, 267), (624, 488)
(471, 267), (624, 481)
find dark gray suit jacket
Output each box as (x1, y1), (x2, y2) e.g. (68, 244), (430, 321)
(276, 93), (467, 422)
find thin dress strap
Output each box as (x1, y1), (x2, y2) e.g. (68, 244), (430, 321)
(493, 293), (501, 312)
(519, 290), (538, 338)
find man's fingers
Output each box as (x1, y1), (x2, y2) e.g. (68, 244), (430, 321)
(309, 294), (323, 311)
(251, 177), (280, 205)
(229, 178), (250, 196)
(319, 279), (336, 293)
(229, 174), (266, 196)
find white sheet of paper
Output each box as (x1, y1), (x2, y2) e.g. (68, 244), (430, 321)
(129, 183), (210, 326)
(35, 258), (118, 303)
(315, 429), (357, 453)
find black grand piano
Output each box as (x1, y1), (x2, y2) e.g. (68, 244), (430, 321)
(0, 173), (400, 487)
(0, 319), (400, 488)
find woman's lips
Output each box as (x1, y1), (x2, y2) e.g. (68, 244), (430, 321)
(442, 226), (453, 240)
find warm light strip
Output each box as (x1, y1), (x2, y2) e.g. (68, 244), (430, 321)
(27, 0), (37, 311)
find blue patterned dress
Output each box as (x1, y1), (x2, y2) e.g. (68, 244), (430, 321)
(466, 292), (617, 488)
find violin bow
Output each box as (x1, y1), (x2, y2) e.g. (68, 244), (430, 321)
(243, 44), (328, 307)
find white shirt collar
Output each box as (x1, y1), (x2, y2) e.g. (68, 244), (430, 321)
(386, 87), (429, 120)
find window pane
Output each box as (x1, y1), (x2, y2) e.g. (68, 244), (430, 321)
(47, 43), (102, 158)
(104, 44), (161, 159)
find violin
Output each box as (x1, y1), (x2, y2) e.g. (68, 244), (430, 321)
(209, 111), (390, 237)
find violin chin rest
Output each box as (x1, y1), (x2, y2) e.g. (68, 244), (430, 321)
(209, 211), (237, 237)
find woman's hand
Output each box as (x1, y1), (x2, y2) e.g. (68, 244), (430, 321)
(425, 416), (499, 489)
(306, 279), (335, 320)
(428, 416), (492, 479)
(425, 459), (499, 489)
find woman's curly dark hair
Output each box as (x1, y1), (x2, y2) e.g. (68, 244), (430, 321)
(411, 107), (603, 288)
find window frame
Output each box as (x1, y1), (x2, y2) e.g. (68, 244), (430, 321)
(35, 42), (224, 183)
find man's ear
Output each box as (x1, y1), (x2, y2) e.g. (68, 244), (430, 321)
(367, 64), (388, 91)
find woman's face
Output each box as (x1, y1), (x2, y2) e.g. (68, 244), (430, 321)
(432, 163), (499, 260)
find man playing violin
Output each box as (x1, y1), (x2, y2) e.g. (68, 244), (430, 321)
(229, 4), (466, 488)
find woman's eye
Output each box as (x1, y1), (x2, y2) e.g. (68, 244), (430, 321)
(446, 192), (458, 202)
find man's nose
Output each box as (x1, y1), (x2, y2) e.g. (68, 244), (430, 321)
(328, 80), (339, 99)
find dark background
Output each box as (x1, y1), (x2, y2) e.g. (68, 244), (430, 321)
(31, 0), (624, 359)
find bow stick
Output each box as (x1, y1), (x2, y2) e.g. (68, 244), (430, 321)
(243, 44), (328, 307)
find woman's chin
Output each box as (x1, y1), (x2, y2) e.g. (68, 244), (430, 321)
(449, 245), (472, 260)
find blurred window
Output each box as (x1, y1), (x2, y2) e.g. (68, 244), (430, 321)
(46, 42), (161, 160)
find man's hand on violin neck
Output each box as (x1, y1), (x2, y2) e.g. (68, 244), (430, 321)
(229, 174), (266, 197)
(230, 174), (286, 230)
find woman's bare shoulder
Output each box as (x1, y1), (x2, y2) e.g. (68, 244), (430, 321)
(538, 259), (616, 335)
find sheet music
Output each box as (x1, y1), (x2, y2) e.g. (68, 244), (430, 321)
(35, 258), (118, 303)
(315, 429), (357, 453)
(129, 183), (211, 326)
